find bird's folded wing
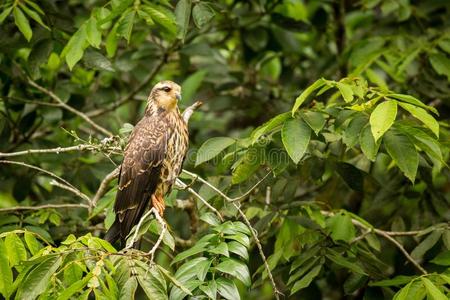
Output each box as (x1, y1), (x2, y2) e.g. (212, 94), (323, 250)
(114, 116), (170, 239)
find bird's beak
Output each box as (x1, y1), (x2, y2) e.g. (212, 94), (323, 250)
(175, 93), (182, 102)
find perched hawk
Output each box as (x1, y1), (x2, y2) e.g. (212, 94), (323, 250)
(105, 81), (189, 246)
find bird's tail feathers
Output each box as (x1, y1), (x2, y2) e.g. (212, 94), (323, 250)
(104, 219), (121, 245)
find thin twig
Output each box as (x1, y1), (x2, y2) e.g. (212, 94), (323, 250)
(176, 179), (224, 222)
(321, 211), (428, 275)
(0, 203), (89, 213)
(50, 180), (92, 205)
(27, 78), (113, 136)
(147, 208), (167, 262)
(181, 169), (271, 202)
(126, 207), (157, 249)
(91, 166), (121, 207)
(233, 202), (282, 299)
(0, 144), (96, 158)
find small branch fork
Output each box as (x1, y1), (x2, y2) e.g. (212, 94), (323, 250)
(321, 211), (428, 275)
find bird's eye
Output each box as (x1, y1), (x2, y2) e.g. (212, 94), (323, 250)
(162, 86), (171, 92)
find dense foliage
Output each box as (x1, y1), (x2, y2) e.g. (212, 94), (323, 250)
(0, 0), (449, 299)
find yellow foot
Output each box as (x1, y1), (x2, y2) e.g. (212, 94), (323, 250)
(151, 194), (165, 216)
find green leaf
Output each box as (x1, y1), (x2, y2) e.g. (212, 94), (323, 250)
(199, 280), (217, 300)
(228, 241), (249, 261)
(290, 264), (322, 294)
(325, 250), (367, 275)
(360, 124), (380, 161)
(16, 255), (63, 300)
(119, 277), (137, 300)
(174, 257), (208, 282)
(398, 102), (439, 137)
(430, 250), (450, 266)
(429, 52), (450, 81)
(0, 239), (13, 299)
(196, 137), (235, 166)
(86, 17), (101, 48)
(387, 94), (438, 115)
(19, 3), (49, 30)
(251, 112), (290, 143)
(141, 4), (177, 36)
(181, 70), (207, 104)
(24, 232), (41, 255)
(209, 242), (229, 257)
(5, 232), (27, 267)
(136, 265), (168, 300)
(175, 0), (191, 41)
(343, 114), (367, 148)
(61, 25), (88, 70)
(384, 128), (419, 182)
(302, 111), (327, 135)
(195, 259), (211, 281)
(216, 278), (240, 300)
(172, 242), (209, 264)
(106, 23), (119, 58)
(156, 265), (192, 296)
(422, 277), (447, 300)
(0, 6), (13, 24)
(57, 274), (92, 300)
(281, 118), (311, 164)
(215, 258), (251, 287)
(292, 78), (326, 115)
(192, 2), (215, 28)
(117, 9), (135, 43)
(411, 231), (442, 261)
(231, 147), (264, 184)
(13, 6), (32, 41)
(336, 82), (354, 102)
(326, 212), (356, 242)
(370, 100), (397, 142)
(370, 275), (415, 287)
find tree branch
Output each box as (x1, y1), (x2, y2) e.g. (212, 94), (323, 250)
(27, 78), (113, 137)
(0, 144), (96, 158)
(91, 166), (121, 207)
(0, 203), (89, 213)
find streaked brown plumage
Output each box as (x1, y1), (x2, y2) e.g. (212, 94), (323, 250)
(105, 81), (189, 246)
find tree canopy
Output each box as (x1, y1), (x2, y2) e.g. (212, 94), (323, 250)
(0, 0), (449, 299)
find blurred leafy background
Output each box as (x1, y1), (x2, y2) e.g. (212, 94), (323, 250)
(0, 0), (450, 299)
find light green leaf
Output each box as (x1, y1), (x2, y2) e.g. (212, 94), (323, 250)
(398, 102), (439, 137)
(387, 94), (438, 115)
(216, 278), (240, 300)
(0, 239), (13, 299)
(16, 255), (63, 300)
(5, 233), (27, 267)
(172, 242), (209, 264)
(19, 3), (49, 30)
(119, 277), (137, 300)
(199, 280), (217, 300)
(57, 274), (92, 300)
(360, 124), (380, 161)
(106, 23), (119, 58)
(195, 259), (211, 281)
(251, 112), (290, 143)
(61, 25), (88, 70)
(430, 250), (450, 266)
(292, 78), (326, 115)
(209, 242), (229, 257)
(429, 52), (450, 81)
(181, 70), (207, 104)
(86, 17), (101, 48)
(422, 277), (447, 300)
(228, 241), (249, 261)
(0, 6), (13, 24)
(290, 264), (322, 294)
(175, 0), (191, 41)
(281, 118), (311, 164)
(302, 111), (327, 135)
(136, 265), (168, 300)
(196, 137), (235, 166)
(336, 82), (354, 102)
(192, 2), (215, 28)
(13, 6), (32, 41)
(370, 100), (397, 142)
(215, 258), (251, 287)
(141, 4), (177, 36)
(326, 212), (356, 243)
(24, 232), (41, 255)
(117, 9), (135, 43)
(384, 128), (419, 182)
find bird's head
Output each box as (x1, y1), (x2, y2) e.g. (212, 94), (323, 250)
(149, 80), (182, 112)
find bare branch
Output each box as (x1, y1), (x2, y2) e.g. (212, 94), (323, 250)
(50, 180), (92, 204)
(147, 209), (167, 262)
(0, 203), (89, 213)
(321, 211), (428, 275)
(176, 179), (224, 222)
(92, 166), (121, 207)
(27, 78), (113, 137)
(0, 144), (96, 158)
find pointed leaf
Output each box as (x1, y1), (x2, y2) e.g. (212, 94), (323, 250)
(398, 102), (439, 137)
(370, 100), (397, 142)
(292, 78), (326, 115)
(281, 118), (311, 164)
(13, 6), (32, 41)
(196, 137), (235, 166)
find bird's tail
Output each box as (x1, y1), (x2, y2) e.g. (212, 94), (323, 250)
(104, 219), (121, 245)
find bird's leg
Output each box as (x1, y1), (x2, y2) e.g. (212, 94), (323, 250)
(151, 193), (165, 216)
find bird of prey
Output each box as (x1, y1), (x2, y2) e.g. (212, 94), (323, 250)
(105, 81), (189, 246)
